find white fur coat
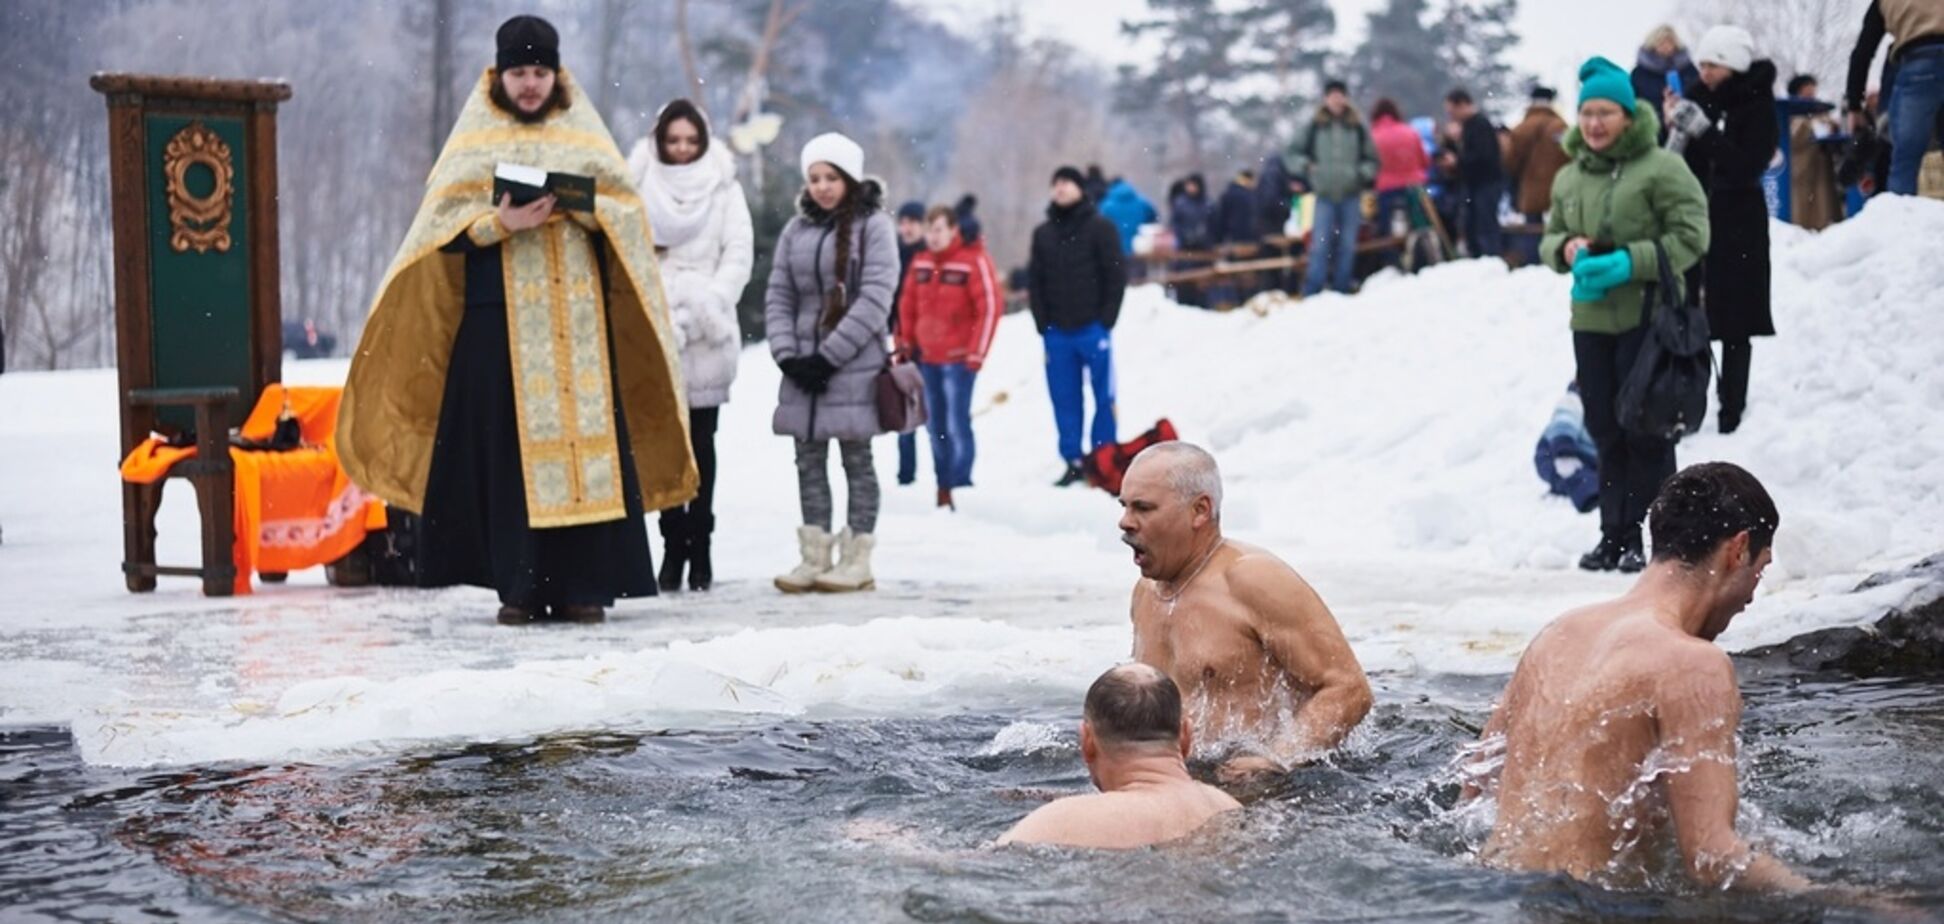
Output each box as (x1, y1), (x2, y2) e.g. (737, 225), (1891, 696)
(627, 141), (755, 408)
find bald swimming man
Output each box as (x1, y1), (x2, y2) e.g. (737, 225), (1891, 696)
(1120, 443), (1372, 781)
(1465, 463), (1812, 892)
(998, 663), (1241, 848)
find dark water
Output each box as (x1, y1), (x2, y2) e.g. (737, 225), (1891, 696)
(3, 672), (1940, 923)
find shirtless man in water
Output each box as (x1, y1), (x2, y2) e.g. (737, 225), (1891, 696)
(1121, 443), (1372, 780)
(998, 663), (1240, 848)
(1466, 462), (1810, 892)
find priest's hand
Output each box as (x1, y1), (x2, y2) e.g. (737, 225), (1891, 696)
(497, 192), (556, 233)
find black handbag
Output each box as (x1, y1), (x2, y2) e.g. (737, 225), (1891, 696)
(1616, 243), (1712, 439)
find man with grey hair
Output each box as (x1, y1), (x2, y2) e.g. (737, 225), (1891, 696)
(1119, 442), (1372, 781)
(998, 663), (1240, 848)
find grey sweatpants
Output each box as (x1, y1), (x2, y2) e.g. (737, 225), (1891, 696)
(795, 438), (878, 534)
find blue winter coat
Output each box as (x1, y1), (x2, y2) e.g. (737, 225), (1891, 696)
(1533, 384), (1599, 513)
(1169, 192), (1214, 251)
(1097, 180), (1158, 254)
(1211, 179), (1265, 245)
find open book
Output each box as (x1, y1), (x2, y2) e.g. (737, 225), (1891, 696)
(493, 162), (596, 214)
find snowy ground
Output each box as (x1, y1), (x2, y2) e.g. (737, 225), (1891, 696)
(2, 196), (1941, 768)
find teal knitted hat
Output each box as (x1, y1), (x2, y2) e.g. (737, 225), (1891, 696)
(1577, 56), (1635, 112)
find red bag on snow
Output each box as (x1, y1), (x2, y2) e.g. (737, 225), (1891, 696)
(1083, 419), (1179, 496)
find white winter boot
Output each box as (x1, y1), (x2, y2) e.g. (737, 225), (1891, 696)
(813, 529), (876, 593)
(774, 525), (835, 594)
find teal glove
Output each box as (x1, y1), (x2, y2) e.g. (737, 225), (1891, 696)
(1569, 249), (1633, 302)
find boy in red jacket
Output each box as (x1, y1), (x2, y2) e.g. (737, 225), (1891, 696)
(896, 206), (1003, 509)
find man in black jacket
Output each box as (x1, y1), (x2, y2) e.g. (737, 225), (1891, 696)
(893, 200), (927, 486)
(1444, 88), (1507, 258)
(1030, 166), (1129, 487)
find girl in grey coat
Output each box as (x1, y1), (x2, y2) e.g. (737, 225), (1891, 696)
(766, 133), (898, 593)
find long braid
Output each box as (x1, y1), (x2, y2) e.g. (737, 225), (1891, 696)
(821, 183), (857, 331)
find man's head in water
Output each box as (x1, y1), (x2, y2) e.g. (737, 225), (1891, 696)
(1119, 442), (1223, 582)
(1081, 663), (1193, 790)
(491, 16), (568, 124)
(1646, 461), (1780, 640)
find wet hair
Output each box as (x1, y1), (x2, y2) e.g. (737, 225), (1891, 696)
(488, 67), (570, 124)
(924, 204), (958, 227)
(1372, 98), (1403, 122)
(1787, 74), (1819, 97)
(654, 98), (710, 163)
(1445, 88), (1474, 107)
(1084, 664), (1182, 746)
(1647, 462), (1780, 565)
(1132, 442), (1223, 521)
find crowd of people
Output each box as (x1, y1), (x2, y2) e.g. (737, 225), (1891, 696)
(307, 10), (1942, 904)
(332, 9), (1944, 616)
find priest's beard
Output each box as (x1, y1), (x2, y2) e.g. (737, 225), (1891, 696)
(490, 78), (569, 125)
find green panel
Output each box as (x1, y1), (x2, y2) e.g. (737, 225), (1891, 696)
(144, 113), (253, 431)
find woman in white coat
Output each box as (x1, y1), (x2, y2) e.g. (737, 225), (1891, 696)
(628, 99), (754, 592)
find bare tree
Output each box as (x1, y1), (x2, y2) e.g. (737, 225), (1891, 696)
(945, 34), (1116, 273)
(429, 0), (455, 163)
(675, 0), (706, 106)
(1682, 0), (1870, 93)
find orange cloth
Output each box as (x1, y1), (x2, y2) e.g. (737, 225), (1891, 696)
(120, 385), (388, 594)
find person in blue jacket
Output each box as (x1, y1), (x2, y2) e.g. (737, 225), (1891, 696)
(1098, 178), (1158, 255)
(1534, 382), (1600, 513)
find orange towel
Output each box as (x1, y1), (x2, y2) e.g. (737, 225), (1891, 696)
(120, 385), (389, 594)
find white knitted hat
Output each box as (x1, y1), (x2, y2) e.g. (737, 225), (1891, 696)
(1695, 25), (1754, 72)
(800, 132), (864, 182)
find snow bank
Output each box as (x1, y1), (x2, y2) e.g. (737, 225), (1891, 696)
(3, 197), (1941, 767)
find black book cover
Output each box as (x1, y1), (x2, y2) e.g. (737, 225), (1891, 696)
(493, 162), (596, 214)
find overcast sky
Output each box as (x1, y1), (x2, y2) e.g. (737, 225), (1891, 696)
(923, 0), (1681, 117)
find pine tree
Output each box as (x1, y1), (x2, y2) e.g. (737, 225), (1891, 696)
(1230, 0), (1337, 150)
(1433, 0), (1524, 116)
(1348, 0), (1450, 119)
(1115, 0), (1250, 164)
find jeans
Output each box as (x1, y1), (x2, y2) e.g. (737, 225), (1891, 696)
(1888, 47), (1944, 195)
(896, 431), (918, 484)
(1518, 211), (1545, 264)
(919, 362), (978, 489)
(1043, 322), (1117, 463)
(1303, 195), (1363, 295)
(1463, 179), (1505, 257)
(1574, 327), (1677, 544)
(1374, 189), (1413, 268)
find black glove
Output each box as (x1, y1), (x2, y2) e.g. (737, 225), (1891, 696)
(782, 354), (835, 395)
(797, 354), (837, 393)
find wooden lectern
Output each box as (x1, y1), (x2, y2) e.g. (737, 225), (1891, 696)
(91, 74), (291, 596)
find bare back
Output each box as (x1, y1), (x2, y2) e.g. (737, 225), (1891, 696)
(1478, 603), (1741, 883)
(997, 781), (1241, 850)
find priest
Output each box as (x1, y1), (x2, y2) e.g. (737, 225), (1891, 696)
(338, 15), (695, 624)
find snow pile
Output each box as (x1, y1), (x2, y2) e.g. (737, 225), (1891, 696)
(2, 197), (1941, 767)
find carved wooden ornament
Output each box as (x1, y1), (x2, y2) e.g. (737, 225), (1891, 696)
(163, 121), (235, 253)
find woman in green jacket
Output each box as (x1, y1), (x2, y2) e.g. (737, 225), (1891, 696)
(1540, 57), (1710, 573)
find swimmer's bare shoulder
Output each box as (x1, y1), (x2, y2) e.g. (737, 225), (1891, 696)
(995, 786), (1242, 849)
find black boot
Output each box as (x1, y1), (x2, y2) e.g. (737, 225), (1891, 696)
(1578, 535), (1623, 572)
(658, 511), (689, 593)
(688, 514), (714, 592)
(1617, 535), (1647, 574)
(1054, 461), (1087, 488)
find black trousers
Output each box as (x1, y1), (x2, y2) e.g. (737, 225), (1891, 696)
(1574, 328), (1677, 544)
(660, 405), (719, 535)
(418, 300), (655, 608)
(1718, 339), (1751, 425)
